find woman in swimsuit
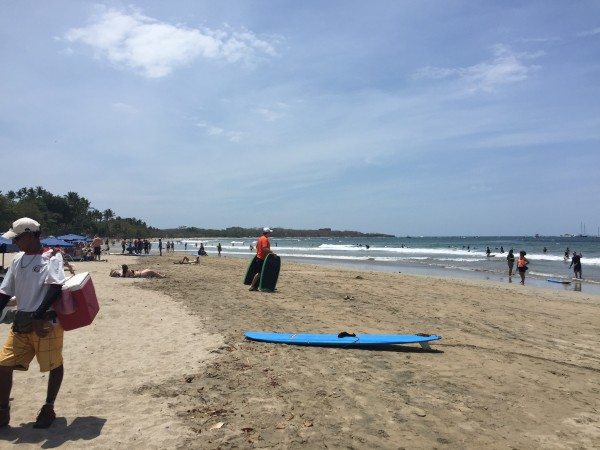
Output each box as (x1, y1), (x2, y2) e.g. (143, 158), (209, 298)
(506, 249), (515, 276)
(517, 251), (529, 285)
(110, 264), (165, 278)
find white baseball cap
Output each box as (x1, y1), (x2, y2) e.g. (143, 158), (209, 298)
(2, 217), (40, 239)
(263, 227), (273, 233)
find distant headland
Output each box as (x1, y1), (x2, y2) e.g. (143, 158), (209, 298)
(164, 226), (394, 239)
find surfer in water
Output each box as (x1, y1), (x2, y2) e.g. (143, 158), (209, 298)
(517, 251), (529, 285)
(248, 227), (276, 291)
(569, 252), (582, 279)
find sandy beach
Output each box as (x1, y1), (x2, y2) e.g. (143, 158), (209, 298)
(0, 253), (598, 448)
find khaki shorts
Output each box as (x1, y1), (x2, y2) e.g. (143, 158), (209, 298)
(0, 324), (64, 372)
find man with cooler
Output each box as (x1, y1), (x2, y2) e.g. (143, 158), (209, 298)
(0, 218), (66, 428)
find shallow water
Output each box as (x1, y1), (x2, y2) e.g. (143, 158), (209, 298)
(147, 235), (600, 295)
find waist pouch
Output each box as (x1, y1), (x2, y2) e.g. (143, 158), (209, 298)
(12, 311), (57, 334)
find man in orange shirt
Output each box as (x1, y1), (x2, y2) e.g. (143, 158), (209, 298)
(249, 227), (275, 291)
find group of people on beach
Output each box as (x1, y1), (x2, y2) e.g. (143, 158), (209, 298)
(0, 217), (175, 429)
(121, 238), (152, 255)
(505, 247), (583, 284)
(505, 249), (529, 285)
(0, 218), (277, 431)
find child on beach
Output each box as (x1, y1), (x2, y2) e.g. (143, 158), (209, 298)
(517, 251), (529, 285)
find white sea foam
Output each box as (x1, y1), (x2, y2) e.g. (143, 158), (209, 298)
(273, 253), (431, 262)
(318, 244), (490, 257)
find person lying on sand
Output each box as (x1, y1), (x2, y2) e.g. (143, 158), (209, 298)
(173, 256), (200, 265)
(109, 264), (165, 278)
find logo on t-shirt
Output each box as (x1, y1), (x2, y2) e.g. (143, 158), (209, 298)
(33, 265), (43, 273)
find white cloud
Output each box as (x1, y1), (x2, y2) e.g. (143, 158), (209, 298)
(577, 26), (600, 37)
(254, 102), (291, 121)
(414, 44), (541, 93)
(112, 102), (138, 113)
(64, 8), (277, 78)
(518, 36), (561, 43)
(196, 121), (241, 142)
(255, 107), (283, 122)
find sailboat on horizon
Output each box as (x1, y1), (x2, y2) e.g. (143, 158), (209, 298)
(578, 222), (588, 238)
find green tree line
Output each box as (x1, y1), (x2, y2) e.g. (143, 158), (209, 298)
(0, 187), (158, 238)
(1, 187), (393, 239)
(163, 226), (393, 238)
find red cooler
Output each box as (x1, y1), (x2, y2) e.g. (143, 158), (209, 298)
(56, 272), (99, 331)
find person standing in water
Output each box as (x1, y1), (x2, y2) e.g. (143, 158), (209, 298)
(217, 243), (222, 257)
(506, 249), (515, 276)
(517, 251), (529, 285)
(570, 252), (583, 279)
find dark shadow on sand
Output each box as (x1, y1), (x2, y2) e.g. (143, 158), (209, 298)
(275, 344), (444, 354)
(0, 416), (106, 448)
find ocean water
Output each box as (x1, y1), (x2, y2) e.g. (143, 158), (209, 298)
(161, 235), (600, 294)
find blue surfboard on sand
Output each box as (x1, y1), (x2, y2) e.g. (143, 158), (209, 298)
(244, 331), (441, 349)
(547, 279), (571, 284)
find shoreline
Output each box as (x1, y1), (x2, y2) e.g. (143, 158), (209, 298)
(280, 255), (600, 295)
(148, 248), (600, 296)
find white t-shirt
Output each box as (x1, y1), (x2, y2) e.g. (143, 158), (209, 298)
(0, 250), (66, 312)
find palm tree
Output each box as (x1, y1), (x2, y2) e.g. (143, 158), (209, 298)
(103, 209), (115, 236)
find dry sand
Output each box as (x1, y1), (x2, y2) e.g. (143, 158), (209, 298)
(0, 253), (599, 448)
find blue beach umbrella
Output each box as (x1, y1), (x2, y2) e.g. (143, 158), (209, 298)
(0, 237), (18, 252)
(41, 236), (74, 248)
(0, 237), (19, 268)
(57, 233), (89, 242)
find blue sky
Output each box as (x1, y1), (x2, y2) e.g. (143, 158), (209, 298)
(1, 1), (599, 236)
